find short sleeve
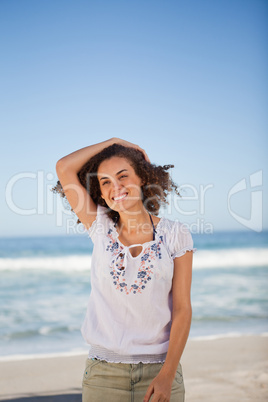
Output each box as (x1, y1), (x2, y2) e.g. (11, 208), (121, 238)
(168, 221), (197, 259)
(86, 204), (111, 243)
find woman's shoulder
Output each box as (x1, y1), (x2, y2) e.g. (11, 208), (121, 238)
(85, 204), (114, 241)
(158, 215), (194, 245)
(158, 215), (189, 233)
(158, 215), (196, 259)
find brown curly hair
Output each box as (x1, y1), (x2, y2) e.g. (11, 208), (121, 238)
(51, 143), (181, 224)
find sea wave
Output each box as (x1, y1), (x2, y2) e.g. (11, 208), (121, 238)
(0, 247), (267, 271)
(0, 255), (92, 271)
(0, 349), (89, 362)
(195, 248), (268, 269)
(189, 332), (268, 341)
(3, 325), (78, 340)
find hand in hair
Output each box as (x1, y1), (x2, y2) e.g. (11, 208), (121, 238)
(112, 138), (151, 163)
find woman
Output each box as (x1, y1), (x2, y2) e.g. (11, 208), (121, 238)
(53, 138), (196, 402)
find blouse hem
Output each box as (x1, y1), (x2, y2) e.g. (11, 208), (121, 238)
(172, 247), (197, 259)
(87, 345), (167, 364)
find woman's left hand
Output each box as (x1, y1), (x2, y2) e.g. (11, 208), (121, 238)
(143, 371), (173, 402)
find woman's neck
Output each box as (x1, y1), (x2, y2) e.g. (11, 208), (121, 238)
(116, 207), (152, 236)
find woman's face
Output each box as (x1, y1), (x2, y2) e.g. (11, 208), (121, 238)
(97, 156), (143, 213)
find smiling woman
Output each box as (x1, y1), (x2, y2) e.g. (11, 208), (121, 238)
(98, 157), (143, 212)
(63, 140), (180, 224)
(52, 138), (196, 402)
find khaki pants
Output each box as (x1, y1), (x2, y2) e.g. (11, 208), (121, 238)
(82, 358), (185, 402)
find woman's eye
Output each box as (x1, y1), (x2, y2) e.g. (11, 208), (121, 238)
(102, 176), (126, 185)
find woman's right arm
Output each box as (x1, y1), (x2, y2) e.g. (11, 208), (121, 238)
(56, 138), (117, 230)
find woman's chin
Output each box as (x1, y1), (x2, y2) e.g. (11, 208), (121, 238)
(110, 203), (129, 213)
(108, 200), (140, 214)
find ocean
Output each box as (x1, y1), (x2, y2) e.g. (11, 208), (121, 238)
(0, 230), (267, 360)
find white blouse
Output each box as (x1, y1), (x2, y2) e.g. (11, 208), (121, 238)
(81, 205), (197, 363)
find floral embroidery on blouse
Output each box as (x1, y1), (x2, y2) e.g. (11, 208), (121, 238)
(105, 228), (164, 295)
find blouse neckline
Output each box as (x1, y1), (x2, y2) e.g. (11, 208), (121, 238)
(110, 216), (165, 250)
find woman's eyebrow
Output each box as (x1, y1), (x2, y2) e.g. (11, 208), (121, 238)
(100, 169), (128, 181)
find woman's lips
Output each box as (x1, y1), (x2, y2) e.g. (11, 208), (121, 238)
(112, 192), (128, 202)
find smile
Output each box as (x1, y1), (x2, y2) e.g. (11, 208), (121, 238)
(112, 192), (128, 202)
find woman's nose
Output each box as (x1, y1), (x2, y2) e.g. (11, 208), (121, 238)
(111, 179), (121, 190)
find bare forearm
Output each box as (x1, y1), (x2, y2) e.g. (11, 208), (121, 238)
(56, 138), (117, 173)
(161, 307), (192, 380)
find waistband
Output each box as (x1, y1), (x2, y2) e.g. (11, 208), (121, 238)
(88, 345), (167, 364)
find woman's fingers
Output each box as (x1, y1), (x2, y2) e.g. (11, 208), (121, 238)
(134, 145), (150, 163)
(114, 139), (151, 163)
(141, 149), (151, 163)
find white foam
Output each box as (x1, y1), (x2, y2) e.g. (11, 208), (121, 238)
(0, 255), (92, 271)
(0, 348), (89, 362)
(39, 326), (51, 335)
(193, 248), (268, 269)
(190, 332), (268, 341)
(0, 248), (267, 271)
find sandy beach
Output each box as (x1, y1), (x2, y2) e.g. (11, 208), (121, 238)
(0, 335), (267, 402)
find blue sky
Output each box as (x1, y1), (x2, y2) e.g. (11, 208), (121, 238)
(1, 0), (267, 237)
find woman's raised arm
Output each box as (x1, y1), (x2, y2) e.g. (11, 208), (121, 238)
(55, 138), (117, 229)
